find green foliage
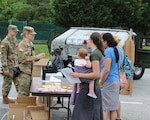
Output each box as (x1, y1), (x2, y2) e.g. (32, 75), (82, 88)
(137, 1), (150, 35)
(51, 0), (112, 27)
(0, 0), (150, 35)
(108, 0), (143, 28)
(51, 0), (145, 30)
(0, 0), (52, 23)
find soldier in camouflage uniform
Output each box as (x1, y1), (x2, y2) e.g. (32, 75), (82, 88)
(1, 25), (19, 104)
(18, 26), (45, 96)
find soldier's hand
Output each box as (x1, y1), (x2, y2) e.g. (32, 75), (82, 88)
(3, 70), (9, 75)
(37, 53), (45, 59)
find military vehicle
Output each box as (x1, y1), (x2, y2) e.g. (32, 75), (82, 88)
(48, 27), (149, 80)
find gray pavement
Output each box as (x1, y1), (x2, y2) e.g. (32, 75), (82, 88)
(0, 69), (150, 120)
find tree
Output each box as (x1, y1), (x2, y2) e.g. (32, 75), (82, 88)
(25, 0), (52, 23)
(137, 1), (150, 35)
(109, 0), (143, 29)
(51, 0), (112, 27)
(0, 0), (52, 23)
(51, 0), (145, 30)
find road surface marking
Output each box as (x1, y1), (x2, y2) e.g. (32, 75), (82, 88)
(121, 101), (143, 105)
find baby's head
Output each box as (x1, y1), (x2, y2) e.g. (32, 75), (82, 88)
(113, 34), (121, 44)
(78, 48), (88, 59)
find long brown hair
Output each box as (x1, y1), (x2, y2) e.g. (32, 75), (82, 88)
(90, 32), (104, 55)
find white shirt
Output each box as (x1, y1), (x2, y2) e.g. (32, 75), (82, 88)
(74, 59), (87, 67)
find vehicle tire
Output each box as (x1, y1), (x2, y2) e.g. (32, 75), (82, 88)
(133, 66), (145, 80)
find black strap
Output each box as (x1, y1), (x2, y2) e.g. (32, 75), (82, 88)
(31, 47), (34, 73)
(114, 47), (119, 63)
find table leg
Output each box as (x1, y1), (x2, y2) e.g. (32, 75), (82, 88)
(67, 96), (70, 120)
(48, 96), (51, 120)
(42, 70), (46, 80)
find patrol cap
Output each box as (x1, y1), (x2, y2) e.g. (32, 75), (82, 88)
(21, 26), (36, 36)
(8, 25), (19, 32)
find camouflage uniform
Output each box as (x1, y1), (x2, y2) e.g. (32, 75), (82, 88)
(1, 35), (19, 97)
(18, 26), (39, 96)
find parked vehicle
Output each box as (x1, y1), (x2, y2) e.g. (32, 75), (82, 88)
(48, 27), (148, 80)
(134, 36), (150, 79)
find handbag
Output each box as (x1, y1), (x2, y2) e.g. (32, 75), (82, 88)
(114, 47), (128, 89)
(119, 71), (127, 89)
(121, 55), (135, 79)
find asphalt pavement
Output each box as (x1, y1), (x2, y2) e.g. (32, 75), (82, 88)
(0, 69), (150, 120)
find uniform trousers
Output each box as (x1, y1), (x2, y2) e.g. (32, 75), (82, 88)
(2, 68), (19, 96)
(18, 72), (32, 96)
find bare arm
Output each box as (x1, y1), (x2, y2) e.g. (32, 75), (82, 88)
(71, 60), (100, 79)
(100, 58), (111, 86)
(85, 56), (92, 68)
(85, 60), (92, 68)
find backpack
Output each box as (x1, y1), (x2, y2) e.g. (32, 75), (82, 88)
(120, 55), (135, 79)
(114, 47), (134, 79)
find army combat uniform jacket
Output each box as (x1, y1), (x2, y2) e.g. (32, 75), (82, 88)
(1, 36), (18, 72)
(18, 40), (39, 75)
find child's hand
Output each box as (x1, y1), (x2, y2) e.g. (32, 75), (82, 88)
(85, 56), (90, 60)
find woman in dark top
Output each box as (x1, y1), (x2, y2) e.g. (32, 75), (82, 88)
(71, 32), (103, 120)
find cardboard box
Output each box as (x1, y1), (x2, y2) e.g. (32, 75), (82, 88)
(26, 105), (45, 114)
(8, 104), (27, 120)
(16, 96), (36, 106)
(31, 110), (48, 120)
(8, 104), (47, 120)
(32, 58), (49, 77)
(32, 68), (41, 77)
(9, 96), (53, 120)
(26, 114), (32, 120)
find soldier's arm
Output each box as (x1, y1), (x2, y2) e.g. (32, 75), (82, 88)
(1, 42), (9, 71)
(18, 47), (40, 63)
(26, 55), (40, 62)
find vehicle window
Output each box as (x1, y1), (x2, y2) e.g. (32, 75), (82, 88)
(141, 37), (150, 50)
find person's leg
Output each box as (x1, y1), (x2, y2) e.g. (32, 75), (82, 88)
(18, 73), (32, 96)
(88, 81), (97, 98)
(102, 110), (110, 120)
(89, 81), (94, 93)
(2, 76), (14, 103)
(103, 111), (108, 120)
(107, 111), (110, 120)
(116, 100), (121, 119)
(9, 68), (19, 93)
(77, 83), (80, 93)
(110, 110), (117, 120)
(13, 76), (19, 93)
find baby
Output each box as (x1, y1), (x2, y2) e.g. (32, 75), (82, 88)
(74, 48), (97, 98)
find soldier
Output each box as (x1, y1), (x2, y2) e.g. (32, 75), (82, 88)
(1, 25), (19, 104)
(18, 26), (45, 96)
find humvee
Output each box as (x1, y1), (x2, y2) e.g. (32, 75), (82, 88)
(48, 27), (149, 80)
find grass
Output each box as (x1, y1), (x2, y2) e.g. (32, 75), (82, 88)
(0, 43), (50, 58)
(143, 46), (150, 50)
(34, 44), (50, 58)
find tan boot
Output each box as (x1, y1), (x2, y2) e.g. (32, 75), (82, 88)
(3, 96), (15, 104)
